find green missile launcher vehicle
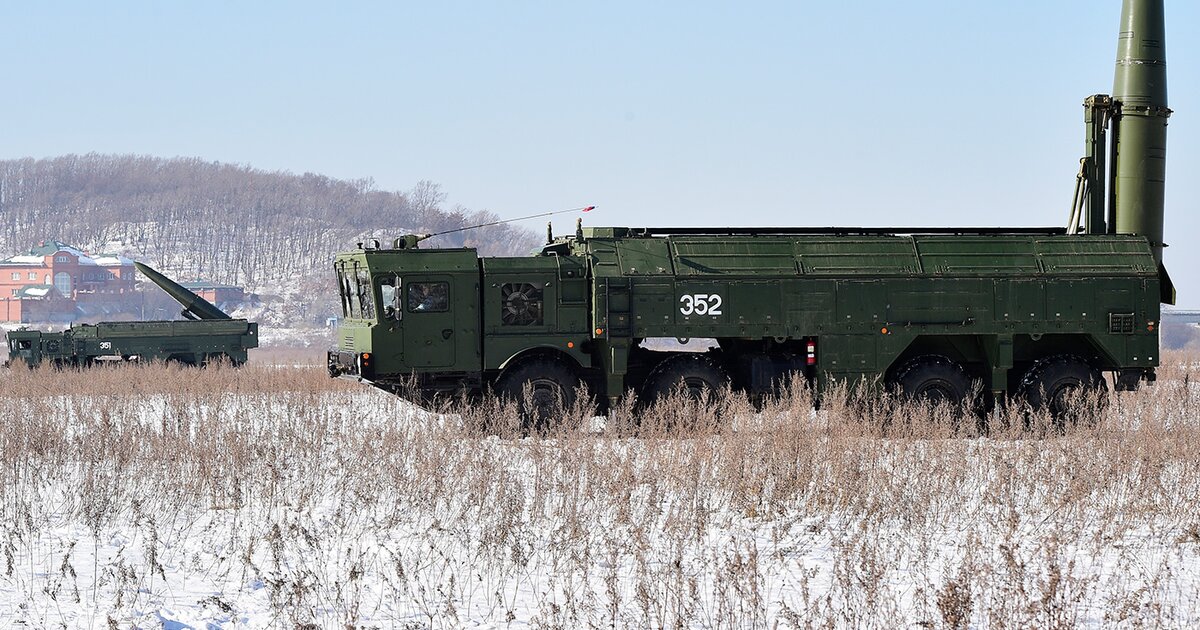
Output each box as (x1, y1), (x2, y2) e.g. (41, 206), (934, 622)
(328, 0), (1175, 417)
(6, 263), (257, 368)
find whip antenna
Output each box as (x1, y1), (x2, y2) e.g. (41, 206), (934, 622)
(425, 205), (595, 239)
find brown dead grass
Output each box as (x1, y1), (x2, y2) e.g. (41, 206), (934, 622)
(1, 351), (1198, 627)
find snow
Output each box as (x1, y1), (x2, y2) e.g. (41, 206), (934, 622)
(3, 252), (133, 267)
(21, 287), (51, 297)
(92, 255), (134, 267)
(5, 255), (46, 265)
(1, 376), (1198, 626)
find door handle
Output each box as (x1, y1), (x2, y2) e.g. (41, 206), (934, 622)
(442, 329), (453, 339)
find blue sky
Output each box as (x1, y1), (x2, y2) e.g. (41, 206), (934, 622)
(2, 1), (1197, 306)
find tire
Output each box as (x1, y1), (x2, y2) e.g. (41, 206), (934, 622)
(201, 353), (234, 368)
(1017, 355), (1107, 423)
(495, 357), (581, 430)
(641, 353), (730, 406)
(892, 355), (972, 407)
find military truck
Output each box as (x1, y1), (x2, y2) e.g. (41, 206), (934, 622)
(5, 262), (258, 368)
(328, 0), (1174, 417)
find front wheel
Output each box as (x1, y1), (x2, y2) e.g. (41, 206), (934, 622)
(495, 358), (581, 431)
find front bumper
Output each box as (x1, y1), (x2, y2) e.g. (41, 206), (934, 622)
(328, 349), (373, 381)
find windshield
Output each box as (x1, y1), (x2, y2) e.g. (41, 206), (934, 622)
(336, 269), (351, 318)
(356, 269), (375, 320)
(337, 264), (400, 321)
(336, 265), (369, 319)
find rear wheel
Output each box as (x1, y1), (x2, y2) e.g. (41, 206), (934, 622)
(201, 353), (236, 368)
(641, 353), (730, 406)
(1018, 355), (1107, 424)
(495, 358), (580, 431)
(892, 355), (973, 407)
(167, 354), (195, 367)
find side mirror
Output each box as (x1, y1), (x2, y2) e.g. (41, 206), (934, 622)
(379, 275), (402, 321)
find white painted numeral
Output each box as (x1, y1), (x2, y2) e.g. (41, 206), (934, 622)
(679, 293), (723, 316)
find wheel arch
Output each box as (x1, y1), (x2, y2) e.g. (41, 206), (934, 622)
(497, 346), (584, 374)
(1012, 333), (1118, 369)
(883, 335), (992, 385)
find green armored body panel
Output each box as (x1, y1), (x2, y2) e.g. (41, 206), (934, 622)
(328, 0), (1174, 416)
(6, 263), (258, 368)
(328, 226), (1160, 412)
(7, 319), (258, 367)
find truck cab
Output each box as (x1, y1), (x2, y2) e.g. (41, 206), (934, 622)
(329, 244), (483, 394)
(328, 236), (596, 406)
(5, 329), (44, 367)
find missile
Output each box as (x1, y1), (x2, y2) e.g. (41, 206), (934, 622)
(1112, 0), (1170, 263)
(134, 261), (231, 321)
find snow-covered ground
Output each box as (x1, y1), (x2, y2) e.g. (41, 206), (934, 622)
(1, 365), (1198, 627)
(252, 325), (334, 350)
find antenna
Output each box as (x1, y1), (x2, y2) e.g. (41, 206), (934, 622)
(424, 206), (595, 239)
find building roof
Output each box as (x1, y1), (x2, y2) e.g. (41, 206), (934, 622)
(1, 241), (135, 267)
(29, 240), (86, 257)
(181, 281), (244, 291)
(14, 285), (54, 298)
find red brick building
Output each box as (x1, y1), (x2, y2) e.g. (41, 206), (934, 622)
(180, 281), (249, 312)
(0, 241), (136, 322)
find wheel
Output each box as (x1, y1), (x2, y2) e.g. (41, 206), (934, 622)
(201, 353), (233, 368)
(892, 355), (972, 407)
(1017, 355), (1107, 423)
(641, 353), (730, 406)
(167, 354), (198, 367)
(495, 357), (581, 430)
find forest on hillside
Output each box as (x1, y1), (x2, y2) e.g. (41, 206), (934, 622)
(0, 154), (539, 291)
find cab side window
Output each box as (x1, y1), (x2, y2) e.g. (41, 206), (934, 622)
(407, 282), (449, 312)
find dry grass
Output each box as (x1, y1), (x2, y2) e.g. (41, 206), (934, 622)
(1, 353), (1198, 627)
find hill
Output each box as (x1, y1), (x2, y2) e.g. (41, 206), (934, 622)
(0, 154), (540, 327)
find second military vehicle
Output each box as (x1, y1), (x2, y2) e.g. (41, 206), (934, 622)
(6, 262), (258, 368)
(329, 0), (1174, 418)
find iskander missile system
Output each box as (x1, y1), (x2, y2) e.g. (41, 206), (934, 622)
(6, 263), (257, 367)
(328, 0), (1175, 420)
(134, 261), (232, 321)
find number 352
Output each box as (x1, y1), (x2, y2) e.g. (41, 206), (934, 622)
(679, 294), (723, 316)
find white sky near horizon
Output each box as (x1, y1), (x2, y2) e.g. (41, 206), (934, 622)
(1, 1), (1197, 307)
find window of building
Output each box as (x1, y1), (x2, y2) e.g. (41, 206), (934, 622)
(10, 272), (18, 281)
(27, 272), (36, 280)
(55, 256), (69, 263)
(54, 272), (72, 297)
(10, 289), (17, 297)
